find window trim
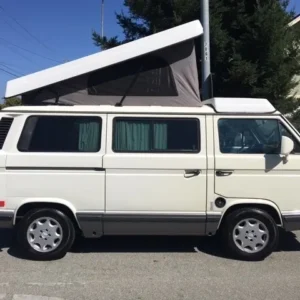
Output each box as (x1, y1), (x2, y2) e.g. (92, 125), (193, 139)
(112, 117), (201, 154)
(17, 115), (102, 153)
(217, 118), (282, 155)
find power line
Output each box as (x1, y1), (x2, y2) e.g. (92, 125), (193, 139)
(2, 18), (23, 37)
(0, 37), (62, 63)
(0, 6), (48, 48)
(0, 61), (28, 75)
(1, 17), (45, 55)
(0, 67), (19, 78)
(0, 63), (25, 76)
(0, 61), (20, 68)
(0, 5), (55, 53)
(0, 43), (42, 68)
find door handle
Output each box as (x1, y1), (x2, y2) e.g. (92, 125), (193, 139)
(216, 170), (233, 177)
(185, 169), (201, 178)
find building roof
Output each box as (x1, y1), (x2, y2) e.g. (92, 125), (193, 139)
(2, 98), (278, 115)
(5, 20), (203, 99)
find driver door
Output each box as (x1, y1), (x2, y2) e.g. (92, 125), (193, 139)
(213, 115), (300, 212)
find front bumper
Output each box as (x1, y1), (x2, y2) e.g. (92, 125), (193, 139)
(282, 213), (300, 231)
(0, 210), (14, 229)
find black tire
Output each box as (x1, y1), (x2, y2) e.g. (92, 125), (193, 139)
(16, 208), (76, 261)
(221, 208), (279, 261)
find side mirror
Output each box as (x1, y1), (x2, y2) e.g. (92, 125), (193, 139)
(281, 136), (294, 157)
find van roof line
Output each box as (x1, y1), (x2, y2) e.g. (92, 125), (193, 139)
(2, 98), (277, 115)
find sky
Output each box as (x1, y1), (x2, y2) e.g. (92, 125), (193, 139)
(0, 0), (125, 98)
(0, 0), (300, 99)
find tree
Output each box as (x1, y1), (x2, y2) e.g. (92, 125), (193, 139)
(92, 0), (201, 48)
(92, 0), (300, 115)
(208, 0), (300, 114)
(0, 97), (22, 109)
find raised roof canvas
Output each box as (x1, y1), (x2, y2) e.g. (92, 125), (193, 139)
(5, 21), (204, 107)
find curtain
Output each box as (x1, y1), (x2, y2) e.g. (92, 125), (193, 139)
(78, 121), (100, 152)
(114, 121), (150, 151)
(153, 123), (168, 150)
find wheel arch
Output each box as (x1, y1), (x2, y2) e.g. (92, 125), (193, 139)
(14, 198), (80, 231)
(217, 199), (283, 229)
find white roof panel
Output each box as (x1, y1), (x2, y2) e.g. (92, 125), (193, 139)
(2, 104), (215, 115)
(202, 97), (276, 114)
(288, 14), (300, 27)
(2, 97), (278, 115)
(5, 20), (203, 98)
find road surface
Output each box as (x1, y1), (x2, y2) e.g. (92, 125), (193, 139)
(0, 229), (299, 300)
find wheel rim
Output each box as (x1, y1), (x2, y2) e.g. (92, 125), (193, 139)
(233, 218), (269, 254)
(26, 217), (63, 253)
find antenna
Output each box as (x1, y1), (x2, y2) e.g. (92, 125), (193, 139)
(101, 0), (104, 38)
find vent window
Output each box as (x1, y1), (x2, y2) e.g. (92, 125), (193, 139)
(0, 117), (13, 149)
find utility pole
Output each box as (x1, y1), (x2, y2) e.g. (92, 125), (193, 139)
(101, 0), (104, 38)
(200, 0), (212, 100)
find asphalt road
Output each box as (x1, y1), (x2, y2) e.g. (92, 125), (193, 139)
(0, 229), (299, 300)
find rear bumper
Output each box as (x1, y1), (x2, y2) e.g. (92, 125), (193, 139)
(282, 213), (300, 231)
(0, 210), (14, 229)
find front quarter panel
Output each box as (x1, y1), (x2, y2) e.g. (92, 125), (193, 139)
(206, 198), (284, 235)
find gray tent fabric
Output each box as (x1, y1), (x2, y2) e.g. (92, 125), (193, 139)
(23, 40), (201, 107)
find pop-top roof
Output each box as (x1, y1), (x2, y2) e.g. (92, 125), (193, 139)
(288, 14), (300, 27)
(5, 20), (203, 98)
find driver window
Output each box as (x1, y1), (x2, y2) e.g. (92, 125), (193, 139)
(218, 119), (281, 154)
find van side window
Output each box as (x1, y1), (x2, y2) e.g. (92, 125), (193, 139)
(18, 116), (102, 152)
(218, 119), (282, 154)
(113, 118), (200, 153)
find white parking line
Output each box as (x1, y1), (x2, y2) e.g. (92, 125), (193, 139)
(13, 295), (64, 300)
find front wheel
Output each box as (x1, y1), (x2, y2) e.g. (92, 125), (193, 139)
(221, 208), (279, 261)
(17, 208), (75, 260)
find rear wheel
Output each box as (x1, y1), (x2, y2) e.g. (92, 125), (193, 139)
(17, 208), (75, 260)
(221, 208), (279, 261)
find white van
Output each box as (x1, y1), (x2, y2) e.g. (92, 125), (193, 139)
(0, 97), (299, 261)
